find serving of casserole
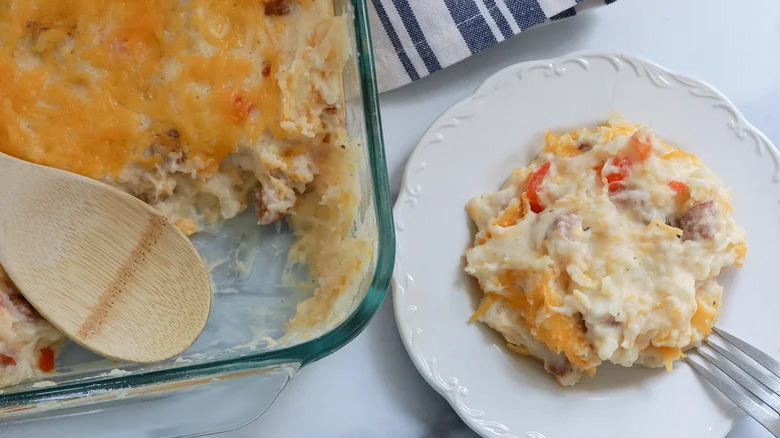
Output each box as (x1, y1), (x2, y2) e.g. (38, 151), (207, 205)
(465, 119), (747, 385)
(0, 0), (377, 394)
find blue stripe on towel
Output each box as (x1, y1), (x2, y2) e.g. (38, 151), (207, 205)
(483, 0), (514, 39)
(391, 0), (442, 74)
(551, 7), (576, 20)
(504, 0), (547, 31)
(371, 0), (420, 81)
(444, 0), (498, 54)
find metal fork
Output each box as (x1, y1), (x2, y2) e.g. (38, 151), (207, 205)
(686, 327), (780, 437)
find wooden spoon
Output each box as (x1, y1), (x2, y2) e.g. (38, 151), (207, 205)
(0, 152), (211, 363)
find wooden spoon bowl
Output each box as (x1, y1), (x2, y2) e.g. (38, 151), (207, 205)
(0, 152), (211, 363)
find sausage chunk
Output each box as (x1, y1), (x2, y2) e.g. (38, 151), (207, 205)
(681, 201), (716, 241)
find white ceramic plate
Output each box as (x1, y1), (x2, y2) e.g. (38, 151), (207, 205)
(392, 52), (780, 438)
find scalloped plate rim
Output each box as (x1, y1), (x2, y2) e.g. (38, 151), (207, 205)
(392, 51), (780, 438)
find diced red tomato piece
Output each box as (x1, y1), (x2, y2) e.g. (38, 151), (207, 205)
(526, 162), (551, 214)
(605, 171), (624, 184)
(668, 180), (690, 201)
(38, 347), (55, 372)
(0, 353), (16, 367)
(631, 136), (652, 161)
(612, 155), (632, 175)
(608, 181), (626, 193)
(668, 180), (688, 194)
(600, 155), (632, 193)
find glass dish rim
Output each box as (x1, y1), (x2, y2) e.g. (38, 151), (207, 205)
(0, 0), (394, 407)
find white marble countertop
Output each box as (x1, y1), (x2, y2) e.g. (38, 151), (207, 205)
(226, 0), (780, 436)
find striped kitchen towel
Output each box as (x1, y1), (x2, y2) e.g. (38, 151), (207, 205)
(368, 0), (617, 92)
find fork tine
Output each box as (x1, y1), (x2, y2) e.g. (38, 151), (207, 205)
(697, 347), (780, 415)
(713, 328), (780, 378)
(706, 340), (780, 395)
(686, 355), (780, 437)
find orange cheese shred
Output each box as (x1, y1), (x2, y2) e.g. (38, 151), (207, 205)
(659, 347), (685, 372)
(661, 149), (703, 166)
(498, 271), (596, 372)
(470, 293), (497, 323)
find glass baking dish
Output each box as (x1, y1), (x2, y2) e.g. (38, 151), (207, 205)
(0, 0), (393, 435)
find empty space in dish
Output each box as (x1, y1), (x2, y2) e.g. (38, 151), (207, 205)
(4, 210), (306, 393)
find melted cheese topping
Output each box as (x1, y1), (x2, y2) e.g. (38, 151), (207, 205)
(0, 0), (306, 179)
(0, 0), (368, 388)
(466, 119), (746, 385)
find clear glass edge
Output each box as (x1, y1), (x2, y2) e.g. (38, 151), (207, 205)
(0, 0), (394, 410)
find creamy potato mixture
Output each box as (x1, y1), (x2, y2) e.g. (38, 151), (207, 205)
(0, 0), (367, 388)
(466, 119), (746, 385)
(0, 267), (61, 388)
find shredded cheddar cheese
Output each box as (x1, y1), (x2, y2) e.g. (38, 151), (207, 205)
(662, 149), (703, 166)
(470, 293), (498, 322)
(644, 346), (685, 372)
(466, 119), (746, 386)
(493, 203), (525, 228)
(734, 242), (748, 267)
(0, 1), (290, 179)
(496, 271), (597, 372)
(543, 131), (583, 157)
(690, 295), (720, 338)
